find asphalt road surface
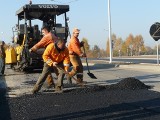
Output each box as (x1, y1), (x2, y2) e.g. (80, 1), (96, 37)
(1, 88), (160, 120)
(1, 61), (160, 120)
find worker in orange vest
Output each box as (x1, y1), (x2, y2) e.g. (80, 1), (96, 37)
(32, 38), (70, 94)
(29, 26), (58, 88)
(68, 28), (86, 84)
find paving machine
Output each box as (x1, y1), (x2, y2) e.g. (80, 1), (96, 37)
(9, 3), (70, 71)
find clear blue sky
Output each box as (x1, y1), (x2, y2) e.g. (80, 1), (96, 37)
(0, 0), (159, 49)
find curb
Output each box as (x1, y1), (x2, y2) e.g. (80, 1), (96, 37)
(118, 63), (160, 71)
(82, 61), (160, 72)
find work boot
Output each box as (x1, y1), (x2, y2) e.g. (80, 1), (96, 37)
(55, 85), (63, 93)
(47, 83), (55, 88)
(32, 85), (40, 94)
(66, 75), (72, 84)
(76, 78), (83, 84)
(76, 78), (87, 86)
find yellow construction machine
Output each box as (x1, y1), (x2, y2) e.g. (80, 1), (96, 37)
(7, 3), (70, 71)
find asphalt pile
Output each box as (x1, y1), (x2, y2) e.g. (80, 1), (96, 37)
(65, 77), (151, 94)
(111, 77), (151, 90)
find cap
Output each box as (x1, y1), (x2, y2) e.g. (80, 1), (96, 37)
(73, 28), (80, 34)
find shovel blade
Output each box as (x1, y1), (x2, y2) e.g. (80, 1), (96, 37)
(87, 72), (97, 79)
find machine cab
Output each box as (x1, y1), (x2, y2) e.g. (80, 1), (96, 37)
(11, 4), (70, 71)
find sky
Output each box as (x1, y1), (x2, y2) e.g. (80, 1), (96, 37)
(0, 0), (160, 49)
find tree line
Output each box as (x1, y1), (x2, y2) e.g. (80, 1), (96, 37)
(81, 33), (158, 58)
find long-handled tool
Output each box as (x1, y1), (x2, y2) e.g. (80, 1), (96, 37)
(83, 46), (97, 79)
(56, 65), (86, 86)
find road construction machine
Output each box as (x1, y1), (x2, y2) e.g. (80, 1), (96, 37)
(8, 3), (70, 71)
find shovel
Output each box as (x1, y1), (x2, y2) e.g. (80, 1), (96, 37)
(83, 46), (97, 79)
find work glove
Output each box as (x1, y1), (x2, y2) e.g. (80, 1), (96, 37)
(69, 51), (74, 55)
(80, 41), (85, 46)
(80, 53), (86, 57)
(53, 62), (58, 66)
(29, 49), (32, 53)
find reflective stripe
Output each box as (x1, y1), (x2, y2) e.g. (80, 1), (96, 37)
(77, 73), (83, 75)
(64, 64), (69, 66)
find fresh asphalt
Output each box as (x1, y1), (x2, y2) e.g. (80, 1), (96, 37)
(1, 60), (160, 119)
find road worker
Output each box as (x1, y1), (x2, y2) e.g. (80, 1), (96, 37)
(15, 44), (22, 65)
(0, 41), (6, 75)
(68, 28), (86, 84)
(29, 26), (58, 88)
(32, 38), (70, 94)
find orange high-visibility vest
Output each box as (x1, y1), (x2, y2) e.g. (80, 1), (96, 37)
(31, 32), (57, 51)
(43, 43), (70, 71)
(68, 36), (83, 56)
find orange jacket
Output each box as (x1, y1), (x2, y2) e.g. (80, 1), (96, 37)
(68, 36), (83, 56)
(43, 43), (70, 71)
(31, 32), (57, 51)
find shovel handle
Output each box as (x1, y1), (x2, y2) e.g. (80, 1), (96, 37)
(82, 46), (90, 73)
(56, 65), (79, 83)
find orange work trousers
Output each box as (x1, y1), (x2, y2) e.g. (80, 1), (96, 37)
(69, 55), (83, 82)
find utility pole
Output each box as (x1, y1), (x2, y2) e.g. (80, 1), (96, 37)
(108, 0), (112, 63)
(157, 41), (159, 65)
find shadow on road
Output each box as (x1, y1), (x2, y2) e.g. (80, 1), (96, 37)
(0, 75), (11, 119)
